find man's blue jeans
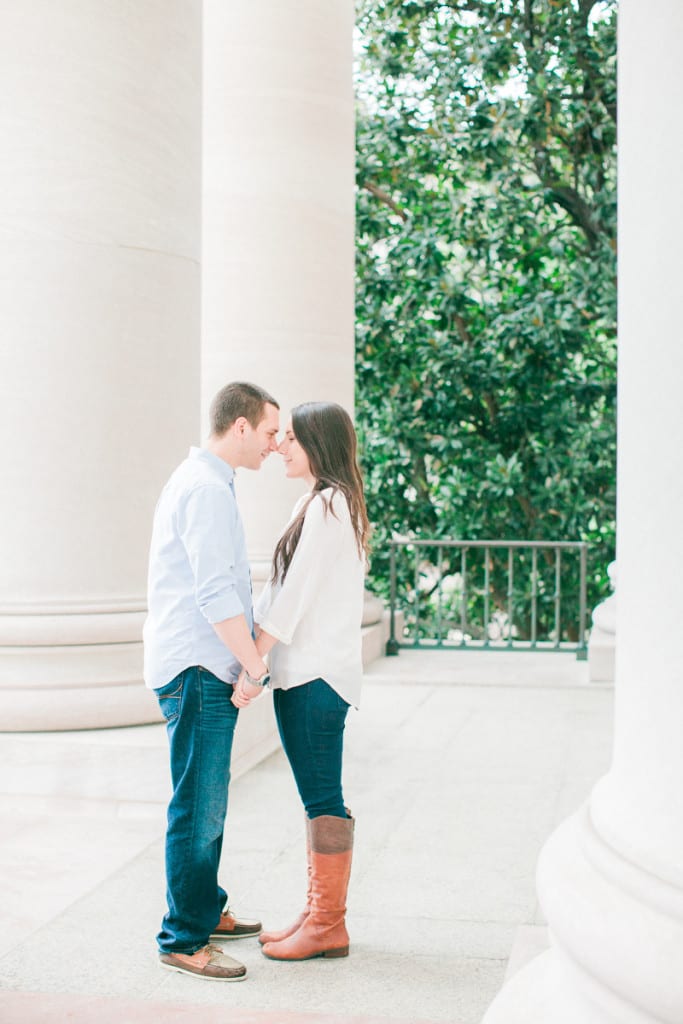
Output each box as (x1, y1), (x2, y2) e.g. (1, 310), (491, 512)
(155, 666), (238, 954)
(273, 678), (350, 819)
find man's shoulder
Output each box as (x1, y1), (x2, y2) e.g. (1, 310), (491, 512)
(160, 459), (234, 516)
(168, 455), (230, 492)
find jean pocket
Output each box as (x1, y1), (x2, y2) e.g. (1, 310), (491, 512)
(155, 677), (184, 723)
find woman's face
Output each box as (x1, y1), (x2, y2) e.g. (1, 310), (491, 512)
(279, 419), (314, 484)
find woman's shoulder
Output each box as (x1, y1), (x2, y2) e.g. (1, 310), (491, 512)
(302, 488), (351, 528)
(315, 487), (351, 516)
(291, 491), (311, 516)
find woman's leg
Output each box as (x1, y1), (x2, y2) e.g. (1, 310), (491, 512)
(264, 680), (354, 960)
(260, 680), (347, 944)
(273, 678), (349, 819)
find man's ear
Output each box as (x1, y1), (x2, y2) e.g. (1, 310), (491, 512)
(233, 416), (248, 437)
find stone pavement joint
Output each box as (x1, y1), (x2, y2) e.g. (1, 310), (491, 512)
(0, 990), (443, 1024)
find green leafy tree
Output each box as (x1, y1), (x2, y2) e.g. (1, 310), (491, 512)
(355, 0), (617, 642)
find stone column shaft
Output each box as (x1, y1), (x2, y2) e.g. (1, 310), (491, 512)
(0, 2), (202, 729)
(483, 2), (683, 1021)
(202, 0), (356, 571)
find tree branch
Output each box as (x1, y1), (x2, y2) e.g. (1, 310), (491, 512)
(516, 493), (537, 525)
(453, 313), (499, 423)
(574, 0), (618, 126)
(578, 0), (600, 26)
(545, 183), (601, 247)
(524, 0), (534, 48)
(361, 180), (409, 222)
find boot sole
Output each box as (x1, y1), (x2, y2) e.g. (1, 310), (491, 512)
(159, 961), (247, 981)
(262, 945), (349, 961)
(209, 931), (261, 941)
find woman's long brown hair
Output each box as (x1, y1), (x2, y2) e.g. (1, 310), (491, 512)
(272, 402), (370, 583)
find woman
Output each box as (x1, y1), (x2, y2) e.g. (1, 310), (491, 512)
(232, 401), (369, 961)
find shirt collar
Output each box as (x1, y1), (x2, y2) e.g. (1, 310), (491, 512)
(189, 446), (236, 487)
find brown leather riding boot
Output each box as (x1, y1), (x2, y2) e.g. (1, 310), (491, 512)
(261, 813), (354, 961)
(259, 817), (312, 945)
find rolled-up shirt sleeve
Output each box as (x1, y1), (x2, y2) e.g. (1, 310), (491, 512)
(254, 577), (274, 625)
(256, 494), (346, 644)
(177, 485), (246, 624)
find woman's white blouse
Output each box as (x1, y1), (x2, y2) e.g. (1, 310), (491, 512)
(254, 489), (365, 708)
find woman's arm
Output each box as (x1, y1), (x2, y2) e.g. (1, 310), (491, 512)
(233, 493), (350, 708)
(256, 493), (347, 644)
(212, 615), (269, 678)
(231, 626), (279, 707)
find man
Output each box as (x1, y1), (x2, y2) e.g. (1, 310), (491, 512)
(143, 381), (279, 981)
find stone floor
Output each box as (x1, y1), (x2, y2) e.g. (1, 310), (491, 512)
(0, 650), (613, 1024)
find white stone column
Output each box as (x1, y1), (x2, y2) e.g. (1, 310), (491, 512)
(201, 0), (356, 576)
(201, 0), (355, 770)
(483, 2), (683, 1021)
(0, 3), (202, 729)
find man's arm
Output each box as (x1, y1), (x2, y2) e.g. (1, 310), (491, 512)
(231, 626), (278, 707)
(177, 485), (267, 694)
(212, 615), (269, 679)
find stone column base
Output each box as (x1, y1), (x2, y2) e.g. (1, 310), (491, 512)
(0, 596), (393, 732)
(588, 624), (616, 683)
(483, 805), (683, 1024)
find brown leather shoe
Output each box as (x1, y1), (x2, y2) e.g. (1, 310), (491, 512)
(210, 909), (262, 940)
(262, 814), (354, 962)
(159, 943), (247, 981)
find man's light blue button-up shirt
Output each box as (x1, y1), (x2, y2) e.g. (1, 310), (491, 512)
(143, 447), (252, 690)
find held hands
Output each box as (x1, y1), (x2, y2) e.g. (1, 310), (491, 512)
(231, 668), (266, 709)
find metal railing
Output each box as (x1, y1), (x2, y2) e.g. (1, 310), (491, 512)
(386, 538), (588, 658)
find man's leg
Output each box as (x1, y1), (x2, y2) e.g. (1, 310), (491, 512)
(156, 667), (238, 954)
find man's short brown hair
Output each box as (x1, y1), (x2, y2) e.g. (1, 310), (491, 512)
(209, 381), (279, 436)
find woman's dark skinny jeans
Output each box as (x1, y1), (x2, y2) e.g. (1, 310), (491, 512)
(273, 677), (350, 819)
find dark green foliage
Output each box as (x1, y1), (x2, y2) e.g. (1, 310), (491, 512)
(355, 0), (617, 639)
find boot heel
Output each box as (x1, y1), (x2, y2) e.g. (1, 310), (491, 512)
(322, 945), (349, 958)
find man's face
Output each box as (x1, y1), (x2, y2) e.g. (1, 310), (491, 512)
(239, 403), (280, 470)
